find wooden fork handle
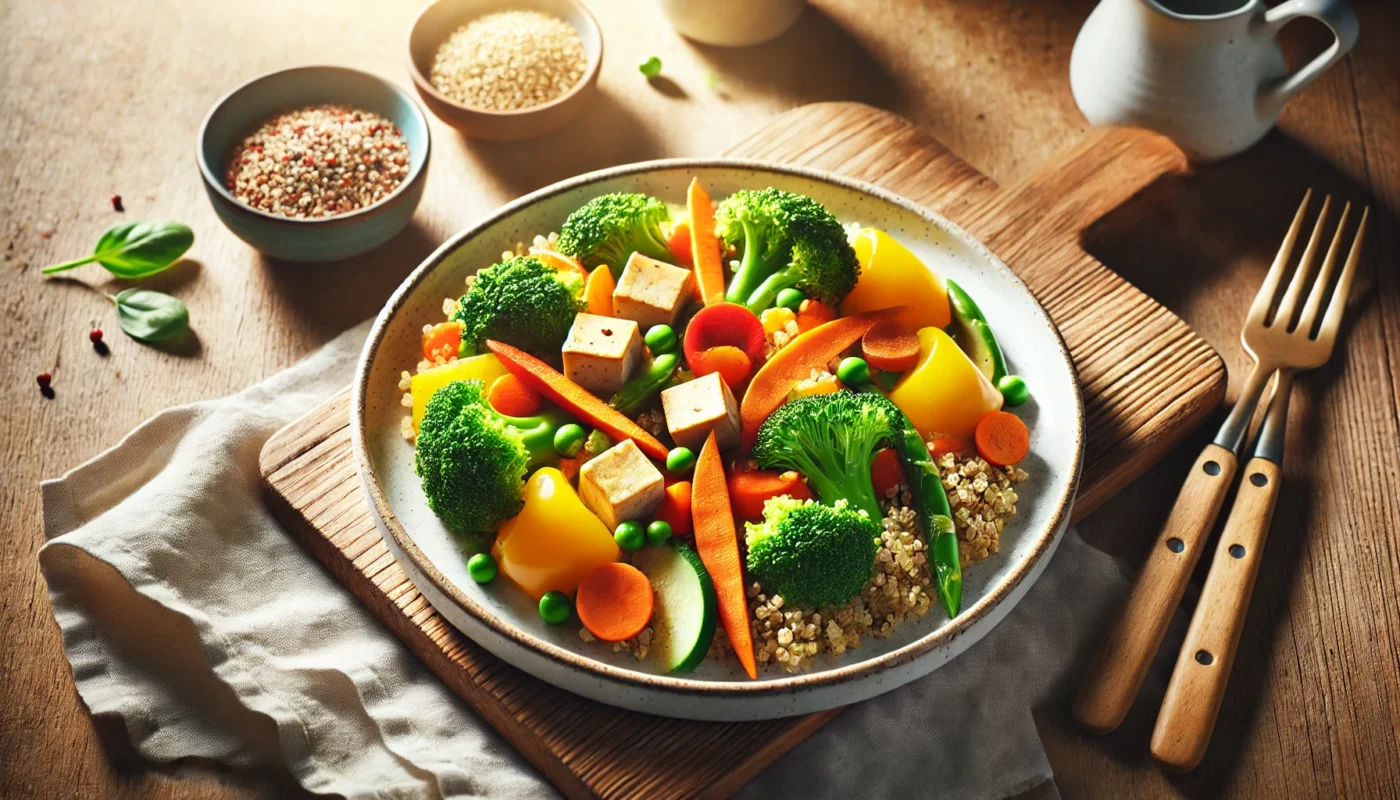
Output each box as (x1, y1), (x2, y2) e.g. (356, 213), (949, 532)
(1072, 443), (1238, 734)
(1152, 457), (1282, 771)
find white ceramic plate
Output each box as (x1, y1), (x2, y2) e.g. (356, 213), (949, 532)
(353, 161), (1083, 721)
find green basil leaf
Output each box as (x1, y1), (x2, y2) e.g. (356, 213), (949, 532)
(42, 221), (194, 278)
(114, 288), (190, 342)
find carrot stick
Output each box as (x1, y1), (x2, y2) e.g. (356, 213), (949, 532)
(584, 265), (615, 317)
(655, 480), (693, 537)
(486, 340), (669, 460)
(487, 373), (543, 417)
(576, 562), (656, 643)
(692, 432), (757, 679)
(861, 319), (921, 372)
(739, 307), (904, 450)
(727, 469), (814, 521)
(687, 178), (726, 306)
(974, 410), (1029, 468)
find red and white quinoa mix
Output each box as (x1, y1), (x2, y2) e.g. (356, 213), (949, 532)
(226, 104), (409, 219)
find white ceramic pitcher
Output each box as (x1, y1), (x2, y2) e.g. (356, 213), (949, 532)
(1070, 0), (1359, 161)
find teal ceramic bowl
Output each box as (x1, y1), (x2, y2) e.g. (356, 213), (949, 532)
(197, 66), (431, 263)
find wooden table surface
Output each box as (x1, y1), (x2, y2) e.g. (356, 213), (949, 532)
(2, 0), (1396, 797)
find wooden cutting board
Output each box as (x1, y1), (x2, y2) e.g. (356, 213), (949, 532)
(259, 103), (1225, 799)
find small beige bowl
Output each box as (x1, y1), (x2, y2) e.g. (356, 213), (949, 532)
(407, 0), (603, 141)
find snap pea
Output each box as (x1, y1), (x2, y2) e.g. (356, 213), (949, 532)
(888, 405), (961, 618)
(608, 352), (680, 413)
(776, 288), (805, 310)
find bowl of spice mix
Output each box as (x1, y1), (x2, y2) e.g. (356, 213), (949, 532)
(197, 66), (431, 263)
(407, 0), (602, 140)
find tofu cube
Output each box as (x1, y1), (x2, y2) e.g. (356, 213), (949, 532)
(562, 313), (642, 396)
(578, 439), (665, 530)
(612, 253), (694, 329)
(660, 372), (741, 451)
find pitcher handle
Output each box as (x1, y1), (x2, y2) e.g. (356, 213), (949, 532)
(1257, 0), (1359, 116)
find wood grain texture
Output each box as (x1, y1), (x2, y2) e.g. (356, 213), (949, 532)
(1151, 457), (1284, 773)
(1073, 443), (1239, 735)
(257, 103), (1223, 799)
(4, 0), (1398, 798)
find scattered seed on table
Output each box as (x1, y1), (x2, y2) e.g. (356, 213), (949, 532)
(110, 195), (123, 212)
(225, 105), (409, 219)
(430, 10), (586, 111)
(89, 328), (104, 344)
(37, 372), (54, 398)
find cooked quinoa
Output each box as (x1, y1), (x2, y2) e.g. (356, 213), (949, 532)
(937, 452), (1027, 564)
(430, 11), (587, 111)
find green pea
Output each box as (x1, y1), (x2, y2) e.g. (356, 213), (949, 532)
(539, 591), (573, 624)
(776, 288), (806, 310)
(639, 55), (663, 78)
(646, 520), (673, 547)
(837, 356), (871, 386)
(614, 520), (646, 552)
(554, 423), (586, 457)
(665, 446), (696, 475)
(998, 374), (1029, 407)
(467, 553), (497, 584)
(644, 324), (678, 354)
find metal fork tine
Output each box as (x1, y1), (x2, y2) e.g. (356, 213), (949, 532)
(1299, 201), (1351, 335)
(1318, 206), (1369, 342)
(1249, 189), (1311, 323)
(1276, 194), (1331, 329)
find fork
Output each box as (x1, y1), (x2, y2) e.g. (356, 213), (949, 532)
(1149, 197), (1368, 770)
(1072, 192), (1370, 740)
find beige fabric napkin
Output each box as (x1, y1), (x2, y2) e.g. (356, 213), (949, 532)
(40, 321), (1131, 799)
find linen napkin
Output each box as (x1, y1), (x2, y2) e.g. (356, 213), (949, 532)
(40, 321), (1131, 800)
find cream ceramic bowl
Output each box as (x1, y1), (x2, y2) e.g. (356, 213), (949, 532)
(353, 162), (1083, 721)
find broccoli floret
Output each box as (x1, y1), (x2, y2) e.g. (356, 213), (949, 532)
(555, 192), (673, 275)
(745, 496), (879, 608)
(452, 256), (583, 361)
(715, 188), (859, 313)
(750, 390), (902, 522)
(414, 379), (570, 535)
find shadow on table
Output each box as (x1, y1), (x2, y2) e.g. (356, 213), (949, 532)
(1057, 129), (1393, 796)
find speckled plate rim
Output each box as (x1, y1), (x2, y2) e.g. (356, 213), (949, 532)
(351, 158), (1084, 702)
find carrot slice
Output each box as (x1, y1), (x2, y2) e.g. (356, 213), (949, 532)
(862, 319), (921, 372)
(727, 469), (813, 522)
(576, 562), (656, 643)
(870, 447), (905, 499)
(485, 340), (669, 460)
(739, 307), (904, 450)
(795, 299), (837, 333)
(974, 410), (1029, 468)
(692, 432), (757, 679)
(666, 218), (694, 267)
(655, 480), (693, 537)
(422, 321), (462, 362)
(687, 178), (727, 306)
(487, 373), (543, 417)
(534, 249), (590, 280)
(690, 345), (752, 389)
(584, 265), (615, 317)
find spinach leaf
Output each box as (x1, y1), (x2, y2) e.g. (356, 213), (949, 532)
(113, 288), (190, 342)
(42, 221), (194, 278)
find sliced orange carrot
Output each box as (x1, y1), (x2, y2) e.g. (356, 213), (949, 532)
(739, 307), (904, 450)
(727, 469), (814, 522)
(974, 410), (1030, 468)
(687, 178), (727, 306)
(576, 562), (656, 643)
(861, 319), (921, 372)
(666, 217), (694, 267)
(690, 345), (752, 389)
(487, 373), (543, 417)
(871, 447), (905, 499)
(692, 432), (757, 679)
(655, 480), (693, 537)
(795, 299), (837, 333)
(928, 436), (971, 459)
(534, 249), (590, 280)
(486, 340), (669, 460)
(584, 265), (615, 317)
(422, 321), (462, 362)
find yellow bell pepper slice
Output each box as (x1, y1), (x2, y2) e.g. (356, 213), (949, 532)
(889, 327), (1003, 439)
(843, 228), (952, 331)
(492, 468), (621, 599)
(409, 353), (510, 431)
